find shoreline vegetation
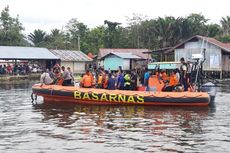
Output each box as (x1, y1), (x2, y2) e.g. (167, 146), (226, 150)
(1, 6), (230, 58)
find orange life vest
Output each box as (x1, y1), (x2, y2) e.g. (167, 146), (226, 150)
(148, 75), (164, 91)
(98, 75), (103, 84)
(103, 76), (108, 89)
(81, 74), (92, 87)
(169, 74), (178, 86)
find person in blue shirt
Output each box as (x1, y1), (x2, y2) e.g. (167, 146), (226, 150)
(144, 68), (150, 90)
(107, 73), (116, 90)
(117, 70), (124, 90)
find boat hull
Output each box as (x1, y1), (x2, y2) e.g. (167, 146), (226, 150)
(32, 84), (210, 106)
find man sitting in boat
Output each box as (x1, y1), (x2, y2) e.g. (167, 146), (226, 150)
(40, 68), (53, 86)
(81, 70), (93, 88)
(161, 69), (168, 82)
(162, 69), (179, 92)
(52, 64), (64, 85)
(148, 72), (164, 92)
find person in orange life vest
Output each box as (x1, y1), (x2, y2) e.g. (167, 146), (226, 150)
(52, 64), (63, 85)
(88, 71), (95, 87)
(102, 71), (108, 89)
(81, 70), (93, 88)
(97, 72), (103, 88)
(161, 70), (168, 82)
(162, 70), (179, 92)
(148, 72), (164, 92)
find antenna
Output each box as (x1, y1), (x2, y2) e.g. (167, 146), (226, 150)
(194, 37), (207, 91)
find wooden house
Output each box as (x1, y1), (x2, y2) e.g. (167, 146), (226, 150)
(49, 49), (92, 74)
(98, 48), (151, 71)
(164, 35), (230, 79)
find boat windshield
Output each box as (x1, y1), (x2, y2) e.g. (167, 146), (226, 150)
(148, 62), (181, 70)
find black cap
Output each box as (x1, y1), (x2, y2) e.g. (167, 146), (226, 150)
(180, 57), (185, 61)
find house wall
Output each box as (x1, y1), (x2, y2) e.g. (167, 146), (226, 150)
(222, 54), (230, 71)
(103, 55), (134, 71)
(122, 59), (130, 70)
(175, 40), (222, 71)
(104, 55), (124, 70)
(73, 62), (86, 73)
(61, 61), (74, 72)
(61, 61), (86, 74)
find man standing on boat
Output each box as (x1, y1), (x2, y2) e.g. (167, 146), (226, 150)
(144, 68), (150, 91)
(180, 57), (188, 91)
(61, 66), (72, 86)
(130, 70), (138, 91)
(40, 69), (53, 86)
(81, 70), (93, 88)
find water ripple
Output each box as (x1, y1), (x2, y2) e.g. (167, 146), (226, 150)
(0, 82), (230, 153)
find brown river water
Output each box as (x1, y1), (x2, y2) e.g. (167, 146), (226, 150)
(0, 81), (229, 153)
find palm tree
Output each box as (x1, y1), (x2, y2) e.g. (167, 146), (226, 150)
(28, 29), (46, 46)
(153, 17), (178, 48)
(220, 16), (230, 36)
(47, 28), (66, 49)
(50, 29), (62, 38)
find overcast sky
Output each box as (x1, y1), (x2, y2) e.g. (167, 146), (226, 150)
(1, 0), (230, 34)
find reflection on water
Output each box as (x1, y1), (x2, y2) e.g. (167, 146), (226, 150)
(0, 81), (229, 153)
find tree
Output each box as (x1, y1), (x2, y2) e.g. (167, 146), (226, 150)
(0, 6), (25, 46)
(207, 24), (221, 37)
(126, 13), (148, 48)
(45, 28), (67, 49)
(65, 18), (88, 50)
(104, 20), (121, 48)
(84, 26), (105, 54)
(186, 13), (208, 36)
(28, 29), (47, 46)
(220, 16), (230, 36)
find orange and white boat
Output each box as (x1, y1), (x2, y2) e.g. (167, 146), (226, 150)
(33, 56), (217, 107)
(32, 84), (214, 106)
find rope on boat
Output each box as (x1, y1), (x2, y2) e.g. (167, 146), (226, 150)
(36, 85), (205, 99)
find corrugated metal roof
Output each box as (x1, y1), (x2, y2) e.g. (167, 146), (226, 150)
(109, 52), (141, 59)
(49, 49), (92, 62)
(165, 35), (230, 53)
(98, 48), (150, 60)
(0, 46), (59, 60)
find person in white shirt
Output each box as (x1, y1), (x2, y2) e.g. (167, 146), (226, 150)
(40, 69), (53, 86)
(61, 66), (72, 86)
(67, 67), (74, 84)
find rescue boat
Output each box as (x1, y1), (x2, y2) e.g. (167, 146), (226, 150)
(32, 84), (213, 106)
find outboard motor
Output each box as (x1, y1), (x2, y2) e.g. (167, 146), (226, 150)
(201, 82), (216, 104)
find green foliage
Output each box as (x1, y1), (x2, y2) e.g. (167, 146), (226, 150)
(2, 6), (230, 56)
(220, 16), (230, 35)
(0, 6), (25, 46)
(65, 18), (88, 50)
(84, 26), (105, 54)
(217, 35), (230, 43)
(207, 24), (221, 37)
(28, 29), (47, 46)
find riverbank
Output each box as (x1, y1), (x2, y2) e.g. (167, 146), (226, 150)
(0, 73), (40, 83)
